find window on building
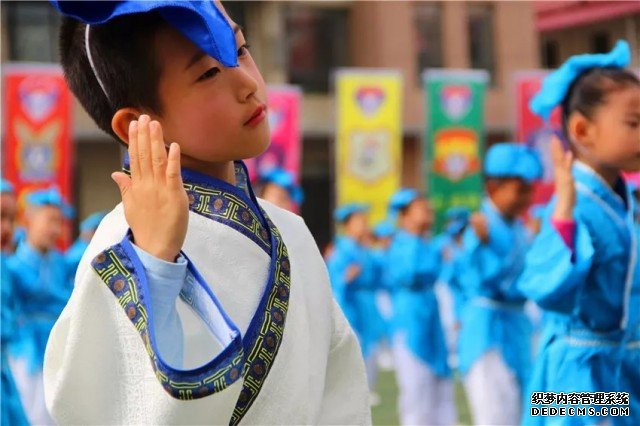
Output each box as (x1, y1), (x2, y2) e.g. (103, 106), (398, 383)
(467, 3), (496, 85)
(542, 39), (560, 69)
(285, 6), (349, 93)
(5, 1), (61, 62)
(414, 3), (444, 77)
(591, 31), (611, 54)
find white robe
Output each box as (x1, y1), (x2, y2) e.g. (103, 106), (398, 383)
(43, 200), (371, 425)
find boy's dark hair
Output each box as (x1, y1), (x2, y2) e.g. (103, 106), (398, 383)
(59, 13), (168, 143)
(561, 67), (640, 139)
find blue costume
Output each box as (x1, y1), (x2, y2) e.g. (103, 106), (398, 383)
(327, 204), (384, 359)
(518, 40), (639, 426)
(454, 144), (542, 424)
(0, 180), (29, 426)
(7, 189), (75, 375)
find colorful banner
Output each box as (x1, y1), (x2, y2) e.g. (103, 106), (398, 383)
(423, 69), (488, 232)
(515, 71), (564, 207)
(246, 85), (302, 182)
(2, 64), (73, 246)
(335, 69), (402, 225)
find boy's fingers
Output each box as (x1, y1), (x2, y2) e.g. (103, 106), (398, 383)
(166, 143), (183, 190)
(150, 121), (167, 183)
(111, 172), (132, 201)
(137, 115), (152, 178)
(128, 120), (140, 180)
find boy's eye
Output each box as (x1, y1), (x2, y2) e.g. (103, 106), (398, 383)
(237, 44), (251, 57)
(197, 67), (220, 82)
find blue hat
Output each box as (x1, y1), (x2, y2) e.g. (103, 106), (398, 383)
(259, 167), (304, 205)
(373, 220), (395, 238)
(389, 188), (420, 211)
(484, 143), (543, 183)
(26, 187), (74, 218)
(80, 211), (108, 233)
(50, 1), (238, 68)
(334, 203), (369, 223)
(1, 178), (14, 193)
(530, 40), (631, 121)
(444, 206), (470, 235)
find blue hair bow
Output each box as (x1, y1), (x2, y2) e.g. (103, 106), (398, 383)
(530, 40), (631, 121)
(49, 1), (238, 67)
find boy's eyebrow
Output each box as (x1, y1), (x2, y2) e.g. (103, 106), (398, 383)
(185, 24), (244, 71)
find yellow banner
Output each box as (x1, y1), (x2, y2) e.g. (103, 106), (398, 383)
(335, 69), (403, 225)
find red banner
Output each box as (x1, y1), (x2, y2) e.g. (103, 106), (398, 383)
(2, 64), (73, 247)
(246, 85), (302, 182)
(515, 71), (563, 207)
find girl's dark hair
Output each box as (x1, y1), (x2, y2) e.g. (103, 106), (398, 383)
(59, 13), (167, 143)
(561, 67), (640, 138)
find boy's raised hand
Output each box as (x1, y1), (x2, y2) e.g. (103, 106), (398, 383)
(550, 136), (575, 221)
(111, 115), (189, 262)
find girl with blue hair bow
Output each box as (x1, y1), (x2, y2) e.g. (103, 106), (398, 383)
(518, 40), (640, 426)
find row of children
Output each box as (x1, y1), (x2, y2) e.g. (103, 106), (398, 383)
(1, 183), (108, 424)
(325, 40), (640, 425)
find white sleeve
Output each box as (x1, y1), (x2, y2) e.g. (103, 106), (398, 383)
(317, 299), (372, 425)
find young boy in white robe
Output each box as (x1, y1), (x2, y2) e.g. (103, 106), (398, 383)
(43, 1), (370, 424)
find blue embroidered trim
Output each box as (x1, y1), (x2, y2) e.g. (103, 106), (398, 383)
(91, 240), (244, 400)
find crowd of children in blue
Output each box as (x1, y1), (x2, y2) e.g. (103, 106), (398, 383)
(1, 1), (639, 424)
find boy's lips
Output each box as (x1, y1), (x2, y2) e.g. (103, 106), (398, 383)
(244, 104), (267, 127)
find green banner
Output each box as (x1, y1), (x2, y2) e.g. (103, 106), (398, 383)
(423, 69), (489, 232)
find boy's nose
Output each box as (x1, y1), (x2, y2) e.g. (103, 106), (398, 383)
(229, 66), (259, 102)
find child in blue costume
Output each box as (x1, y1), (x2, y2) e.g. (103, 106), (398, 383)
(518, 40), (640, 426)
(7, 187), (74, 425)
(65, 210), (107, 274)
(0, 179), (29, 426)
(384, 189), (456, 425)
(256, 167), (303, 212)
(455, 143), (542, 425)
(327, 204), (385, 398)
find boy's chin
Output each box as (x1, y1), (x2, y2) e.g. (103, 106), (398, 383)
(241, 138), (271, 160)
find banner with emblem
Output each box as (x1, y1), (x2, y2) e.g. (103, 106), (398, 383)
(515, 71), (564, 208)
(423, 69), (488, 232)
(335, 69), (402, 225)
(246, 85), (301, 182)
(2, 64), (73, 245)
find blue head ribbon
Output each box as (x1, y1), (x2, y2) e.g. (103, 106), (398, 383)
(50, 1), (238, 68)
(80, 211), (108, 233)
(1, 178), (14, 194)
(530, 40), (631, 121)
(484, 143), (543, 183)
(387, 188), (420, 224)
(334, 203), (369, 223)
(259, 167), (304, 205)
(373, 220), (395, 239)
(26, 187), (75, 218)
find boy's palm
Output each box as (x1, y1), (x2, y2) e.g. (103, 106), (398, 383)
(111, 116), (189, 262)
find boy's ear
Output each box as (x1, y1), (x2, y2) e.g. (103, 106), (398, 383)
(568, 111), (595, 150)
(111, 108), (142, 146)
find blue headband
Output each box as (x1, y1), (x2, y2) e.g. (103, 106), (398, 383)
(260, 167), (304, 205)
(27, 187), (75, 218)
(50, 1), (238, 102)
(484, 143), (543, 183)
(334, 203), (369, 223)
(530, 40), (631, 121)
